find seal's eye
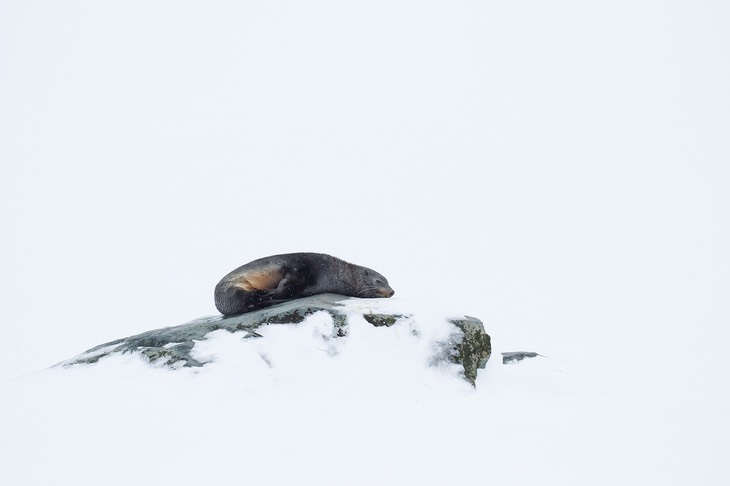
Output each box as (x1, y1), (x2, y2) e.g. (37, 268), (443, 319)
(374, 279), (383, 285)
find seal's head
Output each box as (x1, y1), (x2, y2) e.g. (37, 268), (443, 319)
(353, 266), (395, 298)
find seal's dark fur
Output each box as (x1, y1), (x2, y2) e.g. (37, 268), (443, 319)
(214, 253), (394, 316)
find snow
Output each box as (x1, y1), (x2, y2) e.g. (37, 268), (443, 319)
(1, 1), (729, 485)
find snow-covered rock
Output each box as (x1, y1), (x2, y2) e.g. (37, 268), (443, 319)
(60, 294), (492, 385)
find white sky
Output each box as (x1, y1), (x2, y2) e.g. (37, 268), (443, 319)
(0, 2), (729, 483)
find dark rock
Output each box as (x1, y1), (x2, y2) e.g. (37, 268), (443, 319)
(501, 351), (542, 364)
(362, 314), (405, 327)
(59, 294), (492, 385)
(450, 317), (492, 385)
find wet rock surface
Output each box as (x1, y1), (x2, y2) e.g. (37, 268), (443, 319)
(60, 294), (492, 385)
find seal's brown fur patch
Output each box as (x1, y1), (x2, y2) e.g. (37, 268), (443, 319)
(231, 268), (283, 291)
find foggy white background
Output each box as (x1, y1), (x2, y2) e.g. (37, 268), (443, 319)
(1, 1), (729, 484)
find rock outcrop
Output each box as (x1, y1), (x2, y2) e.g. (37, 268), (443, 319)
(61, 294), (492, 385)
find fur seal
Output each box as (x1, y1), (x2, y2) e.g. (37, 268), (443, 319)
(214, 252), (395, 316)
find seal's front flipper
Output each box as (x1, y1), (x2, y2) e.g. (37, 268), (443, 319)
(271, 271), (308, 299)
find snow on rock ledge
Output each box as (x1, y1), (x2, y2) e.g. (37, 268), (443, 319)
(60, 294), (492, 385)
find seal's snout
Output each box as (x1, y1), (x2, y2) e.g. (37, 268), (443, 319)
(381, 287), (395, 298)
